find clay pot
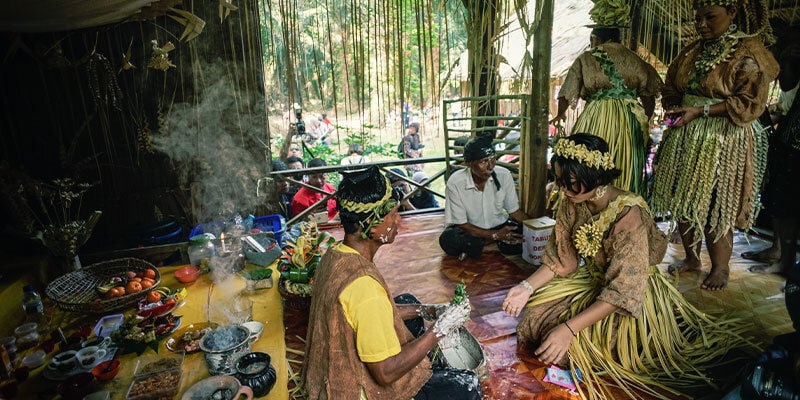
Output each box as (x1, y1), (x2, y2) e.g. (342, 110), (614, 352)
(181, 375), (253, 400)
(234, 352), (276, 397)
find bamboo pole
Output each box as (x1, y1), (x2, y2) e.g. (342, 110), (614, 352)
(520, 0), (553, 218)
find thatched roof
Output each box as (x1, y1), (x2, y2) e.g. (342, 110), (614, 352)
(452, 0), (593, 81)
(0, 0), (181, 32)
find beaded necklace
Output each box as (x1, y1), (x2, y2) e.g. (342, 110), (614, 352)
(688, 25), (741, 92)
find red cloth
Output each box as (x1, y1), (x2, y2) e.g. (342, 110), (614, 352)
(290, 182), (338, 219)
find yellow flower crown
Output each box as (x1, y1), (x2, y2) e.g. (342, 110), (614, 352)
(693, 0), (736, 8)
(553, 139), (616, 170)
(338, 177), (397, 238)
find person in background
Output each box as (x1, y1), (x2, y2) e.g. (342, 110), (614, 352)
(283, 155), (305, 198)
(270, 159), (292, 219)
(387, 168), (416, 211)
(744, 20), (800, 275)
(439, 133), (528, 259)
(549, 0), (662, 196)
(302, 166), (479, 400)
(402, 122), (424, 177)
(287, 143), (302, 160)
(290, 158), (338, 221)
(340, 143), (370, 165)
(409, 171), (440, 210)
(504, 134), (757, 399)
(649, 0), (778, 290)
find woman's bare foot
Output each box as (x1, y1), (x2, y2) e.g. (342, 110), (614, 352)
(748, 262), (785, 275)
(668, 258), (702, 275)
(701, 267), (729, 290)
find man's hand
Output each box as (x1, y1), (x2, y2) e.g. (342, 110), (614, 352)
(416, 304), (446, 321)
(433, 301), (471, 338)
(494, 225), (522, 244)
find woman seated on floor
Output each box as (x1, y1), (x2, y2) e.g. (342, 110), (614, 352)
(502, 134), (756, 400)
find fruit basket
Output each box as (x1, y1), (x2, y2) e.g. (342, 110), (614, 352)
(46, 258), (161, 314)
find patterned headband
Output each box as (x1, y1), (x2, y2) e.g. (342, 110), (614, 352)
(693, 0), (736, 8)
(338, 176), (398, 238)
(553, 139), (616, 170)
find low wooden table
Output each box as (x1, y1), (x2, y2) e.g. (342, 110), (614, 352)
(11, 264), (288, 399)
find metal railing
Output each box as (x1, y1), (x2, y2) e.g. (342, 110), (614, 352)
(260, 157), (453, 226)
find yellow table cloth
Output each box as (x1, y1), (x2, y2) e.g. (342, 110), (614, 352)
(13, 264), (288, 400)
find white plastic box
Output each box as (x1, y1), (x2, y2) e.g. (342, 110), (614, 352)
(522, 216), (556, 265)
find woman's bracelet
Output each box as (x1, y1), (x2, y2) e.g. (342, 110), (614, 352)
(519, 280), (534, 295)
(563, 321), (578, 337)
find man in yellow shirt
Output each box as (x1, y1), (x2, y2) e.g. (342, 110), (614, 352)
(302, 166), (481, 399)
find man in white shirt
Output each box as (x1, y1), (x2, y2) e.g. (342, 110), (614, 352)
(439, 133), (527, 259)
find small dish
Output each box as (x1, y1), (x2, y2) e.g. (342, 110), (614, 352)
(241, 321), (264, 343)
(91, 360), (120, 381)
(22, 349), (46, 368)
(174, 266), (200, 284)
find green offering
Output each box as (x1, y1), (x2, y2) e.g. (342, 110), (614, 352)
(450, 282), (467, 305)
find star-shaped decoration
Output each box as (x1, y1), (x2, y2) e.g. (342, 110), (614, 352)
(219, 0), (238, 23)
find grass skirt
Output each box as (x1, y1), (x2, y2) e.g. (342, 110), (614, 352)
(519, 265), (756, 400)
(649, 96), (768, 244)
(572, 98), (648, 195)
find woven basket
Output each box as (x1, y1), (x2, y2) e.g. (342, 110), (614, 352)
(277, 278), (311, 311)
(45, 258), (161, 314)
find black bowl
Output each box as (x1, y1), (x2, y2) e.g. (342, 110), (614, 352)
(234, 352), (276, 397)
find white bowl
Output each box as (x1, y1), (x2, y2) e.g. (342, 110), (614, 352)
(242, 321), (264, 342)
(22, 349), (46, 368)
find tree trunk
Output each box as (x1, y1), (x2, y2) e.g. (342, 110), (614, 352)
(520, 0), (553, 218)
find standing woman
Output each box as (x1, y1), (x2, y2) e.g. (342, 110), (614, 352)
(650, 0), (778, 290)
(550, 0), (662, 195)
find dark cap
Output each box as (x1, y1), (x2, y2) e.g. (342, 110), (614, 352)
(463, 133), (496, 161)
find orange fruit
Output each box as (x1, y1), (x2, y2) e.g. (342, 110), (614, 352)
(144, 269), (157, 280)
(126, 281), (143, 294)
(146, 291), (162, 303)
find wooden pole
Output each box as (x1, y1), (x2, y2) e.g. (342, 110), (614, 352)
(520, 0), (553, 218)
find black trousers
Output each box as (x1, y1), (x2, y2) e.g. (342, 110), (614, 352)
(439, 220), (523, 259)
(393, 294), (482, 400)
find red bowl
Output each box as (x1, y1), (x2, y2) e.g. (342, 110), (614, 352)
(91, 359), (120, 381)
(174, 266), (200, 283)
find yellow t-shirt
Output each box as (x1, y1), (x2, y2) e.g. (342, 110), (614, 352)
(335, 243), (402, 363)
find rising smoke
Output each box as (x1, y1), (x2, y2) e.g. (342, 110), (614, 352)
(152, 62), (268, 225)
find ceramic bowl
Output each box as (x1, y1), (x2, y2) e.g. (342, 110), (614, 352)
(181, 375), (253, 400)
(241, 321), (264, 343)
(91, 360), (120, 381)
(58, 372), (95, 400)
(199, 325), (252, 375)
(174, 266), (200, 283)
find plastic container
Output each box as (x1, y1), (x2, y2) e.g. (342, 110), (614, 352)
(187, 234), (216, 267)
(14, 323), (39, 350)
(190, 214), (285, 247)
(93, 314), (124, 338)
(22, 349), (46, 369)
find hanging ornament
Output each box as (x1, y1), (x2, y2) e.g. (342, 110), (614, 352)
(119, 39), (136, 73)
(168, 7), (206, 42)
(147, 40), (176, 71)
(219, 0), (238, 23)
